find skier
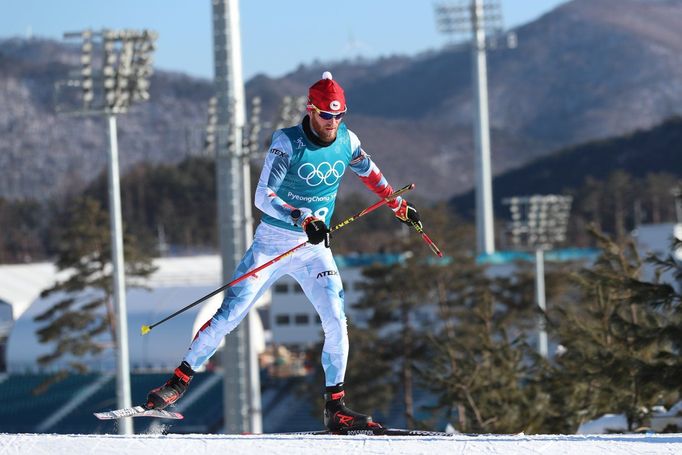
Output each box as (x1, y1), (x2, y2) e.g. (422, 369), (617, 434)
(145, 71), (421, 431)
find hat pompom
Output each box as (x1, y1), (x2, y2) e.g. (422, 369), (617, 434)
(322, 71), (333, 80)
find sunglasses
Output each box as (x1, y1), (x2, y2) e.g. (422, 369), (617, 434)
(312, 106), (346, 121)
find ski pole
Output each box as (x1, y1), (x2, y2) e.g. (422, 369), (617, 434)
(141, 183), (415, 335)
(411, 221), (444, 257)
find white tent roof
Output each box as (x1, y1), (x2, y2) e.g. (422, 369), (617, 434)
(0, 255), (226, 321)
(0, 262), (63, 321)
(2, 255), (267, 373)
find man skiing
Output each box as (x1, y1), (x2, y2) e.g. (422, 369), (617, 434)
(146, 71), (421, 431)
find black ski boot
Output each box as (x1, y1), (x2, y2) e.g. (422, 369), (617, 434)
(146, 361), (194, 410)
(324, 383), (378, 431)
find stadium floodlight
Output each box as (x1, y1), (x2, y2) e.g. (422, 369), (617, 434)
(81, 30), (94, 106)
(274, 95), (306, 131)
(503, 194), (573, 357)
(59, 28), (158, 436)
(64, 28), (159, 114)
(203, 96), (218, 155)
(245, 96), (262, 155)
(198, 95), (260, 158)
(131, 30), (157, 102)
(275, 96), (292, 131)
(505, 195), (572, 251)
(435, 1), (505, 38)
(434, 0), (517, 256)
(103, 32), (118, 109)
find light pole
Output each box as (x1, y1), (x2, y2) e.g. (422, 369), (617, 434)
(434, 0), (516, 255)
(673, 187), (682, 224)
(212, 0), (262, 434)
(60, 28), (158, 434)
(203, 9), (312, 432)
(197, 90), (265, 433)
(503, 195), (572, 357)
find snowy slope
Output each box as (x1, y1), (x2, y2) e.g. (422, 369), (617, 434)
(1, 433), (681, 455)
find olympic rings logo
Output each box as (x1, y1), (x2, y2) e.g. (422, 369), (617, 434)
(297, 161), (345, 186)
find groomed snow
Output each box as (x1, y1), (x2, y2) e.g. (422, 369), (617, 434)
(1, 433), (681, 454)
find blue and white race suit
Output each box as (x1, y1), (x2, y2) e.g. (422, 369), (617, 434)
(184, 117), (402, 386)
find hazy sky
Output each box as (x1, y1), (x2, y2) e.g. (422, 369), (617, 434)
(0, 0), (568, 81)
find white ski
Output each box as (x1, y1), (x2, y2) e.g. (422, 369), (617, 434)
(94, 405), (184, 420)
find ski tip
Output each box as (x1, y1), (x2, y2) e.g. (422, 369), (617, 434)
(141, 325), (151, 335)
(93, 406), (184, 420)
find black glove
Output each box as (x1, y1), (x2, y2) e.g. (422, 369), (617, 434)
(303, 217), (331, 247)
(393, 199), (422, 229)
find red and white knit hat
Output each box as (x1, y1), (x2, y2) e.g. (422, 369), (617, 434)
(307, 71), (346, 113)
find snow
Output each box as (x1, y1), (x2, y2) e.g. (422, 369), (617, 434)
(1, 433), (681, 455)
(577, 414), (628, 434)
(577, 403), (682, 435)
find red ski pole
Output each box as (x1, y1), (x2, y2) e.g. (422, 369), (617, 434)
(411, 221), (443, 257)
(141, 183), (415, 335)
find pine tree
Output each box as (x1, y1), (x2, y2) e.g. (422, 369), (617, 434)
(419, 254), (555, 434)
(335, 208), (466, 429)
(351, 257), (434, 428)
(33, 196), (156, 391)
(549, 227), (682, 431)
(344, 208), (560, 433)
(640, 173), (680, 224)
(644, 236), (682, 398)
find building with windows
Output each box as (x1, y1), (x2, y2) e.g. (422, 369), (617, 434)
(267, 253), (404, 348)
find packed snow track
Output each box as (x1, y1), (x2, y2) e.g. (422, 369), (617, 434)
(1, 432), (682, 454)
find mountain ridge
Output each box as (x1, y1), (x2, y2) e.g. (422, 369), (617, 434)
(450, 115), (682, 217)
(2, 0), (682, 201)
